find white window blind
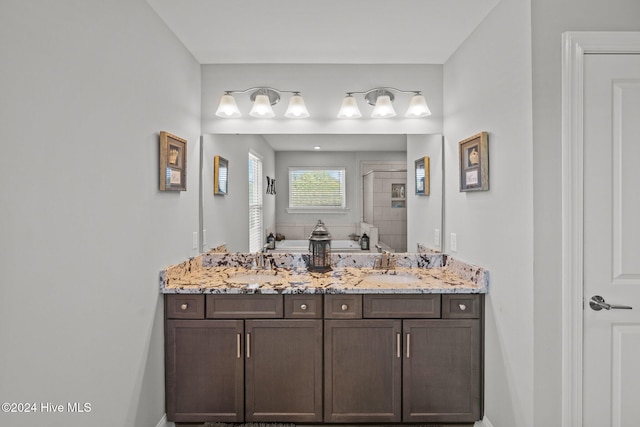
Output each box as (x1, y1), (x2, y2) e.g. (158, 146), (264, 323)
(248, 153), (263, 252)
(288, 167), (346, 209)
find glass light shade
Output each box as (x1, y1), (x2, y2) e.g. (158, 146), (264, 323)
(405, 94), (432, 118)
(215, 94), (241, 118)
(337, 95), (362, 118)
(249, 94), (276, 118)
(284, 94), (310, 118)
(370, 95), (397, 118)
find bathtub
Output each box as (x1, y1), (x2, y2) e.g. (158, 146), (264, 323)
(272, 239), (363, 253)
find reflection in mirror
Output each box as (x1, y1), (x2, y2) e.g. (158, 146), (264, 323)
(213, 155), (228, 195)
(200, 134), (443, 254)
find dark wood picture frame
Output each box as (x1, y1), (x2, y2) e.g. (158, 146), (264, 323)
(159, 131), (187, 191)
(415, 156), (430, 196)
(459, 132), (489, 192)
(214, 155), (229, 195)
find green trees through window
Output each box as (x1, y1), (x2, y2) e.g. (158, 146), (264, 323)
(289, 168), (345, 208)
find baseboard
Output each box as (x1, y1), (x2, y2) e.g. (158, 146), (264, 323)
(157, 414), (490, 427)
(475, 416), (495, 427)
(155, 413), (173, 427)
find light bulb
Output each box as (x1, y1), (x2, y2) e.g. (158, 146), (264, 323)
(215, 94), (241, 118)
(285, 94), (310, 118)
(405, 94), (431, 118)
(249, 94), (275, 118)
(337, 95), (362, 118)
(370, 95), (396, 118)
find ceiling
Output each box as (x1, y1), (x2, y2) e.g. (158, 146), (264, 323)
(145, 0), (500, 151)
(262, 134), (407, 152)
(145, 0), (500, 65)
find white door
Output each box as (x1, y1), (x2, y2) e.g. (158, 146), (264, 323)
(583, 53), (640, 427)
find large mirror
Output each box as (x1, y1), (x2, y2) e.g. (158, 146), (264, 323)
(200, 133), (443, 254)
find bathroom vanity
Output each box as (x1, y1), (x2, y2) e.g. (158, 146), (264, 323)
(161, 252), (488, 427)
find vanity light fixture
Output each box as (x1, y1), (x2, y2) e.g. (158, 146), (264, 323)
(215, 87), (310, 119)
(337, 87), (431, 119)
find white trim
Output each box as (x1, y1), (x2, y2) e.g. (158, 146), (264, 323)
(285, 207), (350, 214)
(561, 31), (640, 427)
(248, 147), (263, 159)
(476, 416), (495, 427)
(155, 413), (171, 427)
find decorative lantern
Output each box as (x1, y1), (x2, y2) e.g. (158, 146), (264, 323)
(308, 220), (332, 272)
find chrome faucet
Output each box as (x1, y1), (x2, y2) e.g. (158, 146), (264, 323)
(376, 250), (394, 269)
(253, 251), (265, 269)
(253, 245), (272, 270)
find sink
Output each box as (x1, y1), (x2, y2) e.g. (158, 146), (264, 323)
(363, 273), (422, 284)
(226, 273), (276, 285)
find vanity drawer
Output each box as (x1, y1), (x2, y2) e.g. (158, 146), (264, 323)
(324, 295), (362, 319)
(206, 294), (283, 318)
(442, 294), (482, 319)
(363, 294), (441, 318)
(285, 294), (323, 318)
(165, 294), (205, 319)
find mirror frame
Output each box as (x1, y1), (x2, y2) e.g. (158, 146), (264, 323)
(213, 155), (229, 195)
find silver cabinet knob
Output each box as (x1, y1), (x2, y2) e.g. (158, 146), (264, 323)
(589, 295), (633, 311)
(300, 304), (308, 311)
(180, 303), (188, 311)
(458, 303), (467, 311)
(341, 304), (349, 311)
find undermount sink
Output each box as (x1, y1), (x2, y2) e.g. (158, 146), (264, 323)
(363, 273), (422, 284)
(226, 272), (276, 285)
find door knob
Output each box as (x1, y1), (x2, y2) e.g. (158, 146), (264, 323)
(589, 295), (633, 311)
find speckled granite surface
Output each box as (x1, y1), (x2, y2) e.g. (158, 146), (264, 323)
(417, 243), (442, 254)
(202, 252), (445, 269)
(160, 252), (488, 295)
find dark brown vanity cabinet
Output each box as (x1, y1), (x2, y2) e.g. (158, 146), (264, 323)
(324, 294), (483, 424)
(165, 294), (323, 424)
(403, 319), (481, 423)
(245, 319), (323, 422)
(324, 319), (402, 423)
(166, 293), (483, 426)
(165, 319), (244, 422)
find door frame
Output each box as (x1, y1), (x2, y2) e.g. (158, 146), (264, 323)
(561, 31), (640, 427)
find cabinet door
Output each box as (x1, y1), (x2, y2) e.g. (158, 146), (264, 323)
(245, 320), (323, 422)
(166, 320), (244, 422)
(324, 319), (402, 423)
(403, 319), (481, 423)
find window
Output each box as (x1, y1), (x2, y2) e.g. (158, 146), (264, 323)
(288, 167), (346, 211)
(248, 153), (263, 252)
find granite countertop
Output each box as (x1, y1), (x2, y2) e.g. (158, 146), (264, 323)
(160, 251), (489, 295)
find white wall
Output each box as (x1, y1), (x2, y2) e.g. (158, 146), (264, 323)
(407, 134), (444, 252)
(531, 1), (640, 426)
(443, 0), (533, 426)
(201, 64), (443, 135)
(202, 134), (276, 252)
(274, 150), (404, 231)
(0, 1), (201, 426)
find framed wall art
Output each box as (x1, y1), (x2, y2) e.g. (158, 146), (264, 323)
(159, 131), (187, 191)
(459, 131), (489, 192)
(214, 155), (229, 195)
(415, 156), (430, 196)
